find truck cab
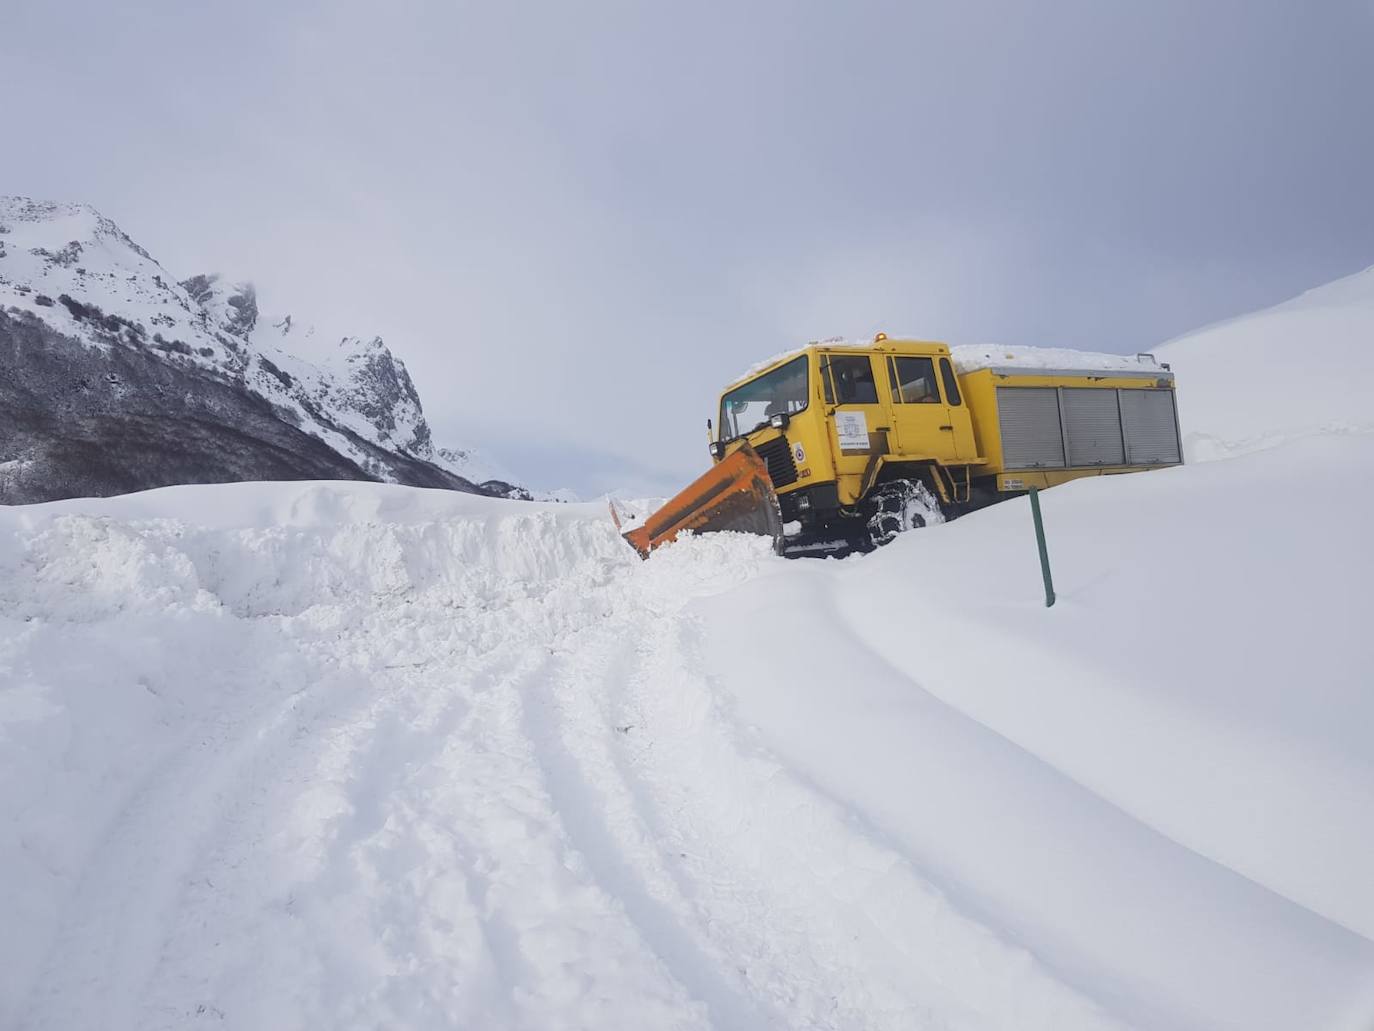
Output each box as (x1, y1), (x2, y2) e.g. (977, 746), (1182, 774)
(712, 339), (979, 529)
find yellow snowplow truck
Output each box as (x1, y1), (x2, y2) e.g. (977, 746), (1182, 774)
(620, 335), (1182, 558)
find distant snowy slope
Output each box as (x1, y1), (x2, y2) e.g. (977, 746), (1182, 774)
(436, 444), (528, 493)
(1156, 266), (1374, 460)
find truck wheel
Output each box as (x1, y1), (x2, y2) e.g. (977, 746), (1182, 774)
(864, 479), (944, 548)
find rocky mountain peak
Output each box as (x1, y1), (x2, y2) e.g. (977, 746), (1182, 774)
(325, 335), (432, 456)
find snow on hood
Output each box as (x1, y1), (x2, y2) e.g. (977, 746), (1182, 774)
(731, 337), (865, 382)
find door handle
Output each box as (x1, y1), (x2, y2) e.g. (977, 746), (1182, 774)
(939, 425), (954, 430)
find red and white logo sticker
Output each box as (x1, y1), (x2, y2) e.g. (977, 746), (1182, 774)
(793, 442), (806, 463)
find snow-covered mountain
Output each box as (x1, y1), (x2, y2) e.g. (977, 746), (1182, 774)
(0, 196), (528, 503)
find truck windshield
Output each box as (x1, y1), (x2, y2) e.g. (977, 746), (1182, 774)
(719, 356), (809, 442)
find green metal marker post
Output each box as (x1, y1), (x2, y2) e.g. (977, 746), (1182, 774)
(1029, 487), (1056, 608)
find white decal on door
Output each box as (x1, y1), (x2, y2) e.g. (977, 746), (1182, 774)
(835, 410), (869, 451)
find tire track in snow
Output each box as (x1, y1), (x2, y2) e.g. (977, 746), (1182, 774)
(132, 607), (699, 1026)
(506, 552), (960, 1030)
(519, 636), (768, 1030)
(127, 524), (712, 1030)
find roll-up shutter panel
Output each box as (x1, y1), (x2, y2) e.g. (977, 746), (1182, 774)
(1062, 388), (1125, 466)
(1120, 390), (1182, 465)
(997, 387), (1066, 469)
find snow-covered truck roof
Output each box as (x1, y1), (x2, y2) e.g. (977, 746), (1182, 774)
(949, 343), (1171, 378)
(726, 337), (1169, 391)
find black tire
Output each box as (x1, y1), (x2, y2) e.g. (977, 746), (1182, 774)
(862, 479), (942, 549)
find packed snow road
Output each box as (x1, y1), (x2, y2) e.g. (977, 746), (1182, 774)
(0, 485), (1121, 1031)
(3, 438), (1374, 1031)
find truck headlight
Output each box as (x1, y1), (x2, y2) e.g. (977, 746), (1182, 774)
(769, 412), (790, 430)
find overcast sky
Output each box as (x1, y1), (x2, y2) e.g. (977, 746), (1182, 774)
(6, 1), (1373, 494)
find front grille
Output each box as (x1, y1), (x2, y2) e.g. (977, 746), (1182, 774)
(754, 436), (799, 488)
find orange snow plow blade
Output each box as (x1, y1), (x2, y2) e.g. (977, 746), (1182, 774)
(617, 445), (784, 559)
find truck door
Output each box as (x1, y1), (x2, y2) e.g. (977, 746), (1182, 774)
(883, 354), (971, 461)
(819, 352), (887, 498)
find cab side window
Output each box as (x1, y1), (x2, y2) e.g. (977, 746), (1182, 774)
(939, 357), (962, 406)
(824, 355), (879, 405)
(889, 356), (940, 404)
